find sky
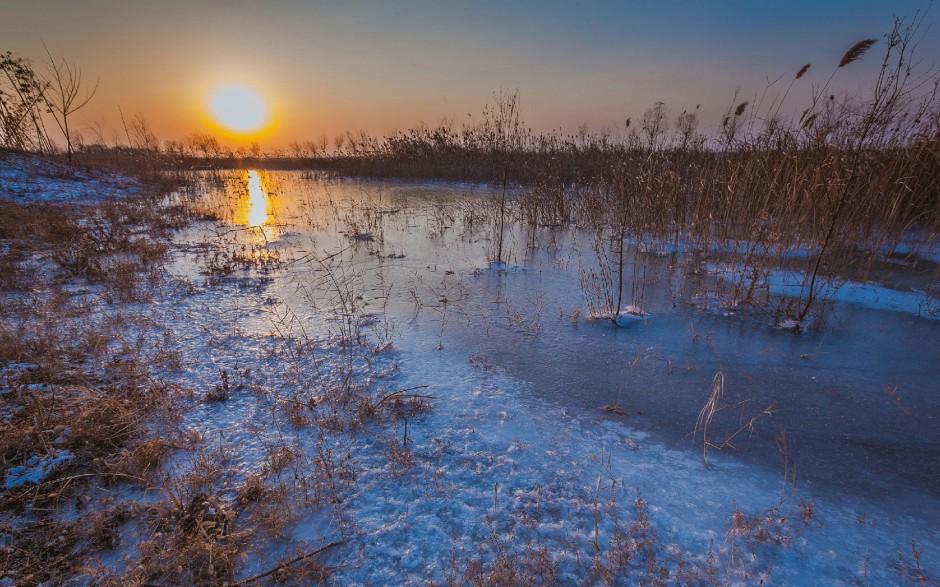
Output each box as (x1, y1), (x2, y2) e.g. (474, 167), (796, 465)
(1, 1), (938, 148)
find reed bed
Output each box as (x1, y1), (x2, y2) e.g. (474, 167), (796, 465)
(301, 17), (940, 328)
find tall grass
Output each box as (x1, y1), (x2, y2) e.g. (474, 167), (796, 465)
(295, 15), (940, 328)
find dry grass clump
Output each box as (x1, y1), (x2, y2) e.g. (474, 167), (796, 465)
(0, 304), (184, 582)
(0, 296), (183, 501)
(113, 425), (348, 586)
(0, 156), (196, 585)
(0, 321), (183, 585)
(131, 491), (244, 586)
(0, 503), (139, 584)
(200, 242), (284, 279)
(0, 190), (179, 302)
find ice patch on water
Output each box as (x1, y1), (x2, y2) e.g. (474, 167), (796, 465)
(615, 305), (650, 327)
(322, 327), (940, 585)
(486, 261), (525, 272)
(92, 172), (939, 585)
(883, 231), (940, 265)
(708, 263), (940, 320)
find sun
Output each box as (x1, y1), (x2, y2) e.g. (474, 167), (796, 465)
(208, 84), (269, 134)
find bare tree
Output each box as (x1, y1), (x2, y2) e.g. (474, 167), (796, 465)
(332, 133), (346, 155)
(481, 87), (524, 154)
(304, 139), (321, 157)
(288, 140), (305, 159)
(41, 43), (98, 163)
(87, 117), (108, 148)
(186, 132), (220, 158)
(315, 133), (328, 155)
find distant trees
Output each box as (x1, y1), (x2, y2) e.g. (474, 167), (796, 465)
(641, 102), (669, 150)
(182, 133), (221, 158)
(674, 107), (702, 150)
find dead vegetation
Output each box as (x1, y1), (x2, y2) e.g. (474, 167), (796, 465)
(0, 166), (193, 585)
(0, 157), (354, 585)
(0, 143), (912, 586)
(297, 16), (940, 330)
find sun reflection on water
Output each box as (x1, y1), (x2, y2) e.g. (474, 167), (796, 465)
(242, 170), (278, 242)
(246, 170), (268, 226)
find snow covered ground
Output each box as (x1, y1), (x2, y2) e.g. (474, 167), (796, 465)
(0, 150), (140, 203)
(2, 163), (937, 584)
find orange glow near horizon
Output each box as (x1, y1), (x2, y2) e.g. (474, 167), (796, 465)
(5, 3), (925, 151)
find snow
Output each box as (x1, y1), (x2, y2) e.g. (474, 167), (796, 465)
(624, 235), (820, 261)
(615, 305), (649, 327)
(708, 262), (940, 320)
(4, 451), (74, 489)
(884, 230), (940, 265)
(308, 323), (938, 585)
(0, 151), (140, 203)
(587, 306), (650, 327)
(486, 260), (526, 272)
(2, 167), (937, 585)
(0, 362), (37, 396)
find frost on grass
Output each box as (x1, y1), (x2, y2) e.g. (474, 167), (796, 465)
(0, 153), (185, 585)
(0, 151), (140, 204)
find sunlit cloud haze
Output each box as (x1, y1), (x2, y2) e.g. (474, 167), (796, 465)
(2, 0), (938, 147)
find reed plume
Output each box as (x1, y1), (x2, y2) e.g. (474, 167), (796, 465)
(839, 39), (877, 67)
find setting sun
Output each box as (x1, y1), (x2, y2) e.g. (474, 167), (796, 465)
(208, 84), (269, 134)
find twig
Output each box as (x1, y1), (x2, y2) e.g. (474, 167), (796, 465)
(230, 540), (345, 586)
(6, 472), (150, 501)
(388, 393), (438, 401)
(288, 244), (351, 267)
(374, 385), (431, 408)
